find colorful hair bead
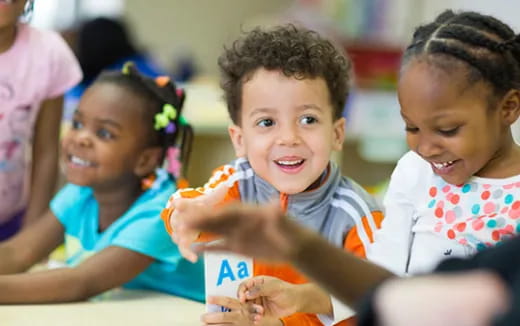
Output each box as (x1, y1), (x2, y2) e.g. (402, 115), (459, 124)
(155, 76), (171, 87)
(166, 147), (182, 178)
(122, 61), (133, 75)
(154, 104), (178, 130)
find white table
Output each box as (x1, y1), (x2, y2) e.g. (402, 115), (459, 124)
(0, 289), (204, 326)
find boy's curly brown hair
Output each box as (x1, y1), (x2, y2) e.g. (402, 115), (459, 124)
(218, 24), (352, 124)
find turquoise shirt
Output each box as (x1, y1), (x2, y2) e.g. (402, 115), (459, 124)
(50, 170), (204, 302)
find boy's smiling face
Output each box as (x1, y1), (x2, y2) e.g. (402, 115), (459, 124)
(228, 68), (345, 194)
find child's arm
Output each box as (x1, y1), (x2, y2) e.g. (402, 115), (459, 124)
(23, 96), (63, 226)
(0, 245), (154, 303)
(0, 208), (155, 303)
(366, 152), (425, 275)
(161, 165), (241, 262)
(180, 202), (394, 307)
(364, 271), (508, 326)
(0, 210), (64, 275)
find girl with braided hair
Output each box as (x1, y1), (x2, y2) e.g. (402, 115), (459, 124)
(368, 9), (520, 276)
(0, 63), (203, 303)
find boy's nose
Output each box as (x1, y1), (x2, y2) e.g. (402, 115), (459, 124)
(276, 125), (301, 146)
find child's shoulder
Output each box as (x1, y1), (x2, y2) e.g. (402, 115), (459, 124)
(18, 23), (65, 49)
(338, 174), (381, 210)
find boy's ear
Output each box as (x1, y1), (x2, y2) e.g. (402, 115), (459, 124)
(228, 124), (246, 157)
(332, 117), (346, 151)
(499, 89), (520, 126)
(134, 147), (162, 177)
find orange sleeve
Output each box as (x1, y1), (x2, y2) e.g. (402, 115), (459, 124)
(281, 312), (325, 326)
(160, 165), (241, 238)
(280, 313), (357, 326)
(343, 210), (385, 258)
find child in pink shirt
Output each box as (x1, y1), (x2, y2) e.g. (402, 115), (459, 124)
(0, 0), (82, 239)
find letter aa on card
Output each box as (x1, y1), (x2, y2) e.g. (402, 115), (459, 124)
(204, 241), (253, 313)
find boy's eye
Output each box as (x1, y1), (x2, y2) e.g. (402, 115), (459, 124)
(96, 128), (114, 140)
(300, 116), (318, 125)
(257, 119), (274, 127)
(71, 119), (83, 130)
(438, 127), (460, 137)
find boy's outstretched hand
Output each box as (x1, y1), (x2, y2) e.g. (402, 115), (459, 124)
(169, 185), (229, 262)
(176, 199), (310, 263)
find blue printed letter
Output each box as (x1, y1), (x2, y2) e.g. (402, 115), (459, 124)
(237, 261), (250, 279)
(216, 259), (236, 286)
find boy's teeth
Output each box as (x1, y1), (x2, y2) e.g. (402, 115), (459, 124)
(71, 156), (92, 167)
(276, 160), (303, 166)
(433, 160), (454, 169)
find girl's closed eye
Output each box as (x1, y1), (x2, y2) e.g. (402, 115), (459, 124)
(256, 118), (275, 127)
(405, 126), (419, 133)
(438, 127), (460, 137)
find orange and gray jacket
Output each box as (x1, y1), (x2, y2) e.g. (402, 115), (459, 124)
(162, 158), (384, 326)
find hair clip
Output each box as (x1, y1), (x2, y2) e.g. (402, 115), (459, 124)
(155, 76), (171, 87)
(154, 104), (178, 131)
(122, 61), (134, 75)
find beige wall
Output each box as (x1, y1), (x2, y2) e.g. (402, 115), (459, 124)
(124, 0), (292, 75)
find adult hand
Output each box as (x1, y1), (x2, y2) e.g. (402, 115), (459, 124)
(375, 271), (510, 326)
(178, 200), (309, 262)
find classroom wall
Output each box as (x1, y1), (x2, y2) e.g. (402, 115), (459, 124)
(124, 0), (292, 75)
(121, 0), (520, 188)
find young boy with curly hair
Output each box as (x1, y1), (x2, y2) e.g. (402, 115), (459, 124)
(162, 24), (384, 326)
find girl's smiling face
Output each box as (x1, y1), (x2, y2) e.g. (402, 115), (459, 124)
(61, 82), (154, 190)
(399, 58), (520, 185)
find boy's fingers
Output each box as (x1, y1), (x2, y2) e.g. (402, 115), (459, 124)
(200, 184), (229, 206)
(237, 277), (266, 300)
(178, 231), (199, 262)
(200, 311), (230, 324)
(252, 304), (264, 315)
(179, 245), (198, 263)
(207, 296), (241, 309)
